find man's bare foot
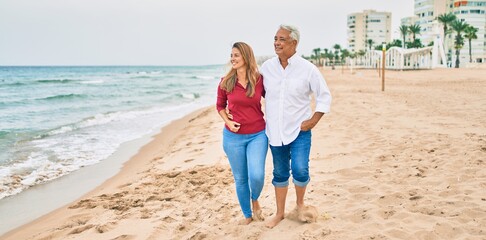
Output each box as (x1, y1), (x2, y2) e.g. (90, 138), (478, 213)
(238, 217), (253, 225)
(265, 214), (284, 228)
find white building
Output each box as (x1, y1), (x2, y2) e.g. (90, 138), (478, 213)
(408, 0), (486, 64)
(347, 10), (392, 52)
(414, 0), (447, 45)
(451, 0), (486, 63)
(401, 16), (420, 43)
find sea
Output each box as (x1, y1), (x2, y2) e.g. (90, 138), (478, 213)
(0, 65), (224, 200)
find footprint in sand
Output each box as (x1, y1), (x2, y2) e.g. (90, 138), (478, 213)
(95, 222), (117, 233)
(110, 235), (135, 240)
(68, 224), (94, 235)
(287, 205), (319, 223)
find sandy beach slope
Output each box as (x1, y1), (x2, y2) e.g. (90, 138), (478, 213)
(1, 67), (485, 240)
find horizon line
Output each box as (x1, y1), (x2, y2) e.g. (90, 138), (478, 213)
(0, 64), (225, 67)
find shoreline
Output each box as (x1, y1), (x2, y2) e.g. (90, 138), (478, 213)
(2, 68), (485, 239)
(0, 106), (218, 238)
(0, 126), (156, 235)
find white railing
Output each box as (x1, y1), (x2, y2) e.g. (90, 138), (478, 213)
(350, 46), (436, 70)
(347, 35), (447, 70)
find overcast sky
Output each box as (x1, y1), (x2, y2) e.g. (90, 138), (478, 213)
(0, 0), (414, 66)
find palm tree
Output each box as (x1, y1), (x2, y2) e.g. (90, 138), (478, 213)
(451, 20), (468, 68)
(328, 52), (335, 63)
(333, 44), (341, 64)
(399, 25), (408, 48)
(313, 48), (322, 66)
(464, 25), (478, 63)
(312, 48), (321, 66)
(357, 50), (366, 57)
(366, 39), (374, 51)
(328, 52), (335, 69)
(408, 24), (421, 43)
(340, 49), (350, 65)
(323, 48), (329, 66)
(437, 13), (457, 41)
(437, 12), (457, 58)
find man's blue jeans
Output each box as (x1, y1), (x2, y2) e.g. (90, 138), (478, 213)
(270, 130), (311, 188)
(223, 128), (268, 218)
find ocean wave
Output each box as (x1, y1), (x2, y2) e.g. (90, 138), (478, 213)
(47, 125), (77, 136)
(0, 130), (8, 138)
(167, 83), (183, 87)
(175, 92), (201, 99)
(0, 100), (27, 107)
(39, 107), (165, 139)
(39, 94), (87, 101)
(131, 75), (152, 79)
(0, 149), (102, 200)
(143, 89), (168, 95)
(190, 75), (218, 80)
(80, 80), (105, 84)
(2, 82), (26, 87)
(47, 107), (176, 136)
(36, 79), (79, 84)
(125, 71), (162, 75)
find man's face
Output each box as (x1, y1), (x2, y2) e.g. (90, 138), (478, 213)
(274, 28), (297, 58)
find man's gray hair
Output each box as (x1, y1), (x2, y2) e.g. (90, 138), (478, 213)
(279, 24), (300, 45)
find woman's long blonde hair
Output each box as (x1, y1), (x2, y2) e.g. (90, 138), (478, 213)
(220, 42), (260, 97)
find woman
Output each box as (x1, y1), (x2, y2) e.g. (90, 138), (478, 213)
(216, 42), (267, 225)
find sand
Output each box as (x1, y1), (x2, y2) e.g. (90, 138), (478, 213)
(1, 67), (485, 240)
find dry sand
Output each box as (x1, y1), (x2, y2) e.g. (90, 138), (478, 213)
(1, 67), (485, 240)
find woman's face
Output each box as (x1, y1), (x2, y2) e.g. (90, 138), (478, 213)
(231, 48), (246, 70)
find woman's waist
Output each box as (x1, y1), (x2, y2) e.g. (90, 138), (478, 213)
(225, 120), (265, 134)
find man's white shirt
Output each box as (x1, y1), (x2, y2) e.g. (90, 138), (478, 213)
(260, 54), (332, 146)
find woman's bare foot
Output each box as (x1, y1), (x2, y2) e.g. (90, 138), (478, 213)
(265, 214), (284, 228)
(238, 217), (253, 225)
(253, 209), (264, 221)
(252, 200), (264, 221)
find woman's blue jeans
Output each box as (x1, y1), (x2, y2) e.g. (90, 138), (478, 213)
(223, 128), (268, 218)
(269, 130), (312, 188)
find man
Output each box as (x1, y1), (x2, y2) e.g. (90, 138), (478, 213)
(260, 24), (332, 228)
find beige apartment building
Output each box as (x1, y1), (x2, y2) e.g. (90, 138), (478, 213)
(450, 0), (486, 63)
(414, 0), (447, 44)
(401, 16), (420, 43)
(347, 10), (392, 52)
(409, 0), (486, 63)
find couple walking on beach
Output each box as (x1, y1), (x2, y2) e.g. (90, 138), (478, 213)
(216, 24), (332, 228)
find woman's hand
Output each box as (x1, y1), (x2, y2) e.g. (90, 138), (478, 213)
(226, 110), (233, 120)
(219, 109), (239, 132)
(226, 120), (241, 132)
